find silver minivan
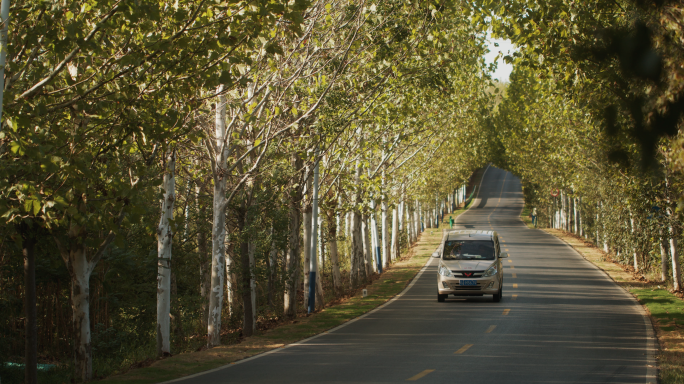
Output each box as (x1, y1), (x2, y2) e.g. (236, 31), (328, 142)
(432, 230), (508, 302)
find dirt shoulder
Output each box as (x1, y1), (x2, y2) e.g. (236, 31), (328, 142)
(98, 211), (459, 384)
(542, 228), (684, 384)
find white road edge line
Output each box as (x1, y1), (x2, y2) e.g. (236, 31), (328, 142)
(159, 262), (439, 384)
(537, 220), (658, 384)
(160, 167), (492, 383)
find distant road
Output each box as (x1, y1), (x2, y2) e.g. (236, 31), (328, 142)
(168, 166), (656, 384)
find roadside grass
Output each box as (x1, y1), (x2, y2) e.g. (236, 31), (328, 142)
(97, 208), (464, 384)
(541, 228), (684, 384)
(519, 205), (535, 229)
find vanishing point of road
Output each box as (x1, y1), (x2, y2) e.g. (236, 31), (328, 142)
(168, 166), (656, 384)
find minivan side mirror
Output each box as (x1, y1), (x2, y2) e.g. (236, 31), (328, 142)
(431, 251), (441, 258)
(500, 252), (509, 258)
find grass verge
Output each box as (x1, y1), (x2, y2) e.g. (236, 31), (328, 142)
(519, 205), (535, 229)
(97, 209), (465, 384)
(542, 228), (684, 384)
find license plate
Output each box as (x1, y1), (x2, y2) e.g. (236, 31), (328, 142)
(460, 280), (477, 286)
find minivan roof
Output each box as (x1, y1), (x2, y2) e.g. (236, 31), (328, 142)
(444, 230), (496, 241)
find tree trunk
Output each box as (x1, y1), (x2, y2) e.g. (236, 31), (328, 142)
(70, 247), (93, 382)
(156, 149), (175, 357)
(54, 210), (117, 382)
(328, 210), (342, 294)
(578, 197), (583, 237)
(208, 89), (228, 347)
(318, 215), (325, 268)
(226, 246), (235, 319)
(21, 223), (37, 384)
(313, 209), (324, 309)
(361, 215), (372, 279)
(407, 204), (414, 244)
(345, 212), (351, 238)
(398, 201), (404, 233)
(573, 197), (578, 234)
(596, 203), (600, 246)
(350, 209), (364, 288)
(630, 216), (638, 272)
(670, 224), (681, 291)
(315, 215), (324, 309)
(284, 154), (304, 317)
(660, 229), (669, 282)
(414, 201), (420, 239)
(198, 185), (210, 330)
(391, 207), (399, 262)
(369, 201), (380, 273)
(381, 198), (389, 270)
(302, 173), (312, 310)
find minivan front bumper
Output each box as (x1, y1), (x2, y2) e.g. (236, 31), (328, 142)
(437, 275), (500, 295)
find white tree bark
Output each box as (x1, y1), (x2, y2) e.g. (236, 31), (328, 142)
(630, 215), (638, 272)
(414, 201), (421, 239)
(208, 88), (228, 347)
(369, 200), (380, 273)
(601, 202), (609, 253)
(573, 197), (578, 234)
(345, 212), (351, 238)
(70, 248), (92, 382)
(580, 199), (585, 237)
(303, 172), (313, 309)
(669, 221), (682, 291)
(225, 249), (234, 319)
(399, 185), (405, 232)
(391, 207), (399, 261)
(381, 198), (389, 269)
(318, 214), (324, 267)
(660, 229), (669, 282)
(156, 149), (176, 357)
(408, 203), (415, 244)
(55, 228), (116, 382)
(362, 215), (374, 277)
(405, 204), (411, 244)
(560, 192), (565, 230)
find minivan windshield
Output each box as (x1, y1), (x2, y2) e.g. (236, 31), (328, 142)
(442, 240), (495, 260)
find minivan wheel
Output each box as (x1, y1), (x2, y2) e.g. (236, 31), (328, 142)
(437, 294), (447, 302)
(493, 286), (502, 302)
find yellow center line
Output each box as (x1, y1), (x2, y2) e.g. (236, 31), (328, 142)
(485, 325), (496, 333)
(512, 273), (517, 278)
(513, 283), (518, 288)
(512, 294), (518, 300)
(454, 344), (473, 354)
(487, 173), (508, 222)
(507, 260), (512, 263)
(510, 265), (515, 269)
(504, 248), (509, 251)
(502, 309), (510, 315)
(407, 369), (435, 381)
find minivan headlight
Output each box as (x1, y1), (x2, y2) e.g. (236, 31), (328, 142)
(438, 265), (452, 277)
(483, 264), (497, 277)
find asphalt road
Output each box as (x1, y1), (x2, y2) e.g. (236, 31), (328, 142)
(169, 166), (656, 384)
